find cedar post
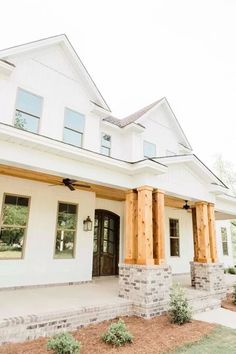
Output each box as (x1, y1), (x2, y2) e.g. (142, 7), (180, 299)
(124, 189), (138, 264)
(208, 203), (218, 263)
(191, 207), (199, 261)
(136, 186), (154, 265)
(153, 189), (165, 264)
(195, 201), (212, 263)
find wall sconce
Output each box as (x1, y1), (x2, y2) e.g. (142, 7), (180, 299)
(83, 216), (93, 231)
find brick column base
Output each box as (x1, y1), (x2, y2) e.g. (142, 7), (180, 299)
(190, 262), (226, 298)
(119, 263), (172, 318)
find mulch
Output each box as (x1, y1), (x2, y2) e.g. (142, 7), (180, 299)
(0, 315), (216, 354)
(222, 293), (236, 312)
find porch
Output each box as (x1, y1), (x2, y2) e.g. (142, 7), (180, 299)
(0, 274), (235, 343)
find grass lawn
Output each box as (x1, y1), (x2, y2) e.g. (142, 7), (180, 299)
(171, 326), (236, 354)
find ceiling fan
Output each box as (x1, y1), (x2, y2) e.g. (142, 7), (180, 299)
(183, 200), (191, 210)
(49, 178), (91, 191)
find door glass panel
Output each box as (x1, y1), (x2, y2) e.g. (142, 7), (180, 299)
(103, 228), (108, 240)
(104, 217), (109, 227)
(108, 242), (114, 254)
(110, 219), (114, 229)
(94, 227), (98, 238)
(103, 240), (108, 253)
(109, 229), (114, 242)
(95, 218), (98, 227)
(93, 239), (97, 253)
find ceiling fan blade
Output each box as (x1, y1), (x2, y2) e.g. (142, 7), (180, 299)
(67, 184), (75, 191)
(48, 183), (63, 187)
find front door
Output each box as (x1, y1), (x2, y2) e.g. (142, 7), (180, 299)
(93, 210), (119, 276)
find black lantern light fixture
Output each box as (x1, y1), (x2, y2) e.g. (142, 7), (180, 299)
(83, 216), (93, 231)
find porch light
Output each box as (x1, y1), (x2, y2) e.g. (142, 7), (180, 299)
(83, 216), (93, 231)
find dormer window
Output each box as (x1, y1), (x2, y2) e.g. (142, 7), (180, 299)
(14, 88), (43, 133)
(143, 141), (156, 158)
(101, 133), (111, 156)
(63, 108), (85, 147)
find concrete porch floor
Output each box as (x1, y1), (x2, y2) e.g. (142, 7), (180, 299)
(0, 273), (235, 321)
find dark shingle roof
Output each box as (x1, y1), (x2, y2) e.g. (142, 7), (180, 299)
(103, 98), (163, 128)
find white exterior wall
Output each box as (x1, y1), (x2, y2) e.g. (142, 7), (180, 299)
(216, 220), (234, 267)
(165, 207), (194, 274)
(0, 175), (95, 288)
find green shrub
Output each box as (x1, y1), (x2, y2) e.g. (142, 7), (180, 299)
(228, 267), (236, 275)
(233, 285), (236, 305)
(101, 319), (133, 346)
(47, 332), (81, 354)
(169, 284), (192, 325)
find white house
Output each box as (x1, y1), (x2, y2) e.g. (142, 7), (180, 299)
(0, 34), (235, 306)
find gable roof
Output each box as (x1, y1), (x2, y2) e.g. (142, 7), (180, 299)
(0, 34), (111, 112)
(103, 97), (192, 150)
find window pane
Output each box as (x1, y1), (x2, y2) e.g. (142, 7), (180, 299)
(93, 239), (98, 253)
(55, 230), (75, 258)
(101, 133), (111, 148)
(15, 111), (39, 133)
(103, 240), (108, 253)
(16, 89), (42, 117)
(169, 219), (179, 237)
(103, 228), (108, 240)
(0, 227), (24, 259)
(109, 229), (114, 242)
(110, 219), (114, 230)
(57, 204), (77, 230)
(3, 195), (29, 226)
(221, 227), (227, 242)
(108, 242), (114, 254)
(170, 238), (180, 256)
(64, 128), (82, 147)
(223, 242), (229, 256)
(101, 146), (110, 156)
(64, 108), (85, 133)
(104, 217), (109, 227)
(143, 141), (156, 158)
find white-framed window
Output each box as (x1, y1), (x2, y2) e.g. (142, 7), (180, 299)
(0, 194), (30, 259)
(143, 141), (156, 158)
(55, 202), (77, 259)
(169, 218), (180, 256)
(221, 227), (229, 256)
(14, 88), (43, 133)
(101, 133), (111, 156)
(63, 108), (85, 147)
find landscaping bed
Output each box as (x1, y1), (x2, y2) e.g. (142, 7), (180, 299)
(0, 316), (215, 354)
(222, 293), (236, 312)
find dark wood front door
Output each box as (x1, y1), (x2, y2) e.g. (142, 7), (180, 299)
(93, 210), (119, 276)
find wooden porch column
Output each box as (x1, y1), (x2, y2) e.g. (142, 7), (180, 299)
(191, 207), (199, 262)
(208, 203), (218, 263)
(153, 189), (165, 265)
(137, 186), (154, 265)
(195, 201), (212, 263)
(124, 190), (138, 264)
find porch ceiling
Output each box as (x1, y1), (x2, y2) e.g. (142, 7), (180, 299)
(0, 164), (126, 201)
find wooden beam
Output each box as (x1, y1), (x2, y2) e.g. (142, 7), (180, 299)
(137, 186), (154, 265)
(195, 201), (212, 263)
(208, 203), (218, 263)
(153, 189), (165, 265)
(164, 196), (194, 209)
(124, 190), (138, 264)
(0, 164), (126, 201)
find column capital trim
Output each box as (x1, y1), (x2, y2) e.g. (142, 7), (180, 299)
(195, 201), (208, 206)
(125, 189), (138, 195)
(153, 188), (165, 195)
(137, 185), (154, 192)
(208, 202), (215, 207)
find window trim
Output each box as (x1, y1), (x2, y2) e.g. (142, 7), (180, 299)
(13, 87), (43, 134)
(169, 218), (180, 257)
(63, 107), (85, 148)
(101, 132), (112, 157)
(221, 226), (229, 256)
(143, 140), (156, 158)
(53, 201), (78, 259)
(0, 193), (31, 260)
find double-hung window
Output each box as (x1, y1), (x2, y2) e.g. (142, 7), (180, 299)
(169, 218), (180, 256)
(63, 108), (85, 147)
(101, 133), (111, 156)
(55, 202), (77, 259)
(0, 194), (30, 259)
(221, 227), (229, 256)
(15, 88), (43, 133)
(143, 141), (156, 158)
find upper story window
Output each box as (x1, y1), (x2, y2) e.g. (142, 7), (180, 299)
(0, 194), (30, 259)
(101, 133), (111, 156)
(143, 141), (156, 158)
(221, 227), (229, 256)
(14, 88), (43, 133)
(63, 108), (85, 147)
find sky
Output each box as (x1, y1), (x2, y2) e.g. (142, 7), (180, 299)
(0, 0), (236, 169)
